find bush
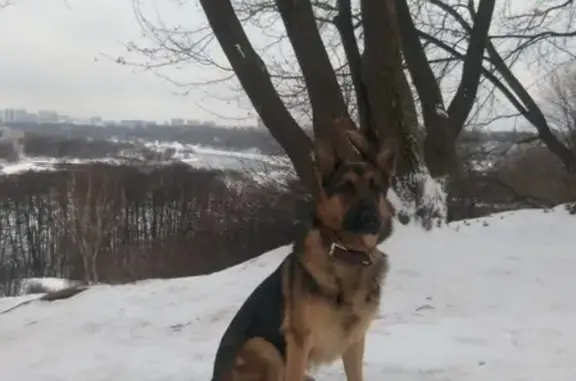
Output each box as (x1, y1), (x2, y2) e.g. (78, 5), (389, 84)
(448, 141), (576, 221)
(0, 162), (305, 296)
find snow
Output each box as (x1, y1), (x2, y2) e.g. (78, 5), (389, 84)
(390, 170), (448, 226)
(1, 206), (575, 380)
(435, 104), (449, 118)
(17, 278), (79, 296)
(0, 159), (54, 175)
(0, 140), (290, 176)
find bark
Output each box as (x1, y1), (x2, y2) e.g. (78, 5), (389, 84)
(274, 0), (363, 164)
(334, 0), (369, 132)
(360, 0), (422, 177)
(275, 0), (351, 133)
(395, 0), (450, 177)
(448, 0), (496, 135)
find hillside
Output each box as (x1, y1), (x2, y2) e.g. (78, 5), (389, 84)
(0, 206), (575, 381)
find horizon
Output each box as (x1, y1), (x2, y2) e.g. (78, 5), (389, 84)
(0, 0), (571, 133)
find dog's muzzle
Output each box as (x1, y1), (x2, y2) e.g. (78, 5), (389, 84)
(342, 199), (381, 234)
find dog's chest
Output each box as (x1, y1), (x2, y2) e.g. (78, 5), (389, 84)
(306, 270), (381, 365)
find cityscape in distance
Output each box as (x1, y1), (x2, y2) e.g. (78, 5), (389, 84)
(0, 107), (224, 129)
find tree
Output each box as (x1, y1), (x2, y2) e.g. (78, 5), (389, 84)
(65, 170), (118, 283)
(127, 1), (576, 171)
(415, 0), (576, 172)
(126, 0), (501, 227)
(545, 66), (576, 152)
(202, 0), (495, 226)
(544, 65), (576, 212)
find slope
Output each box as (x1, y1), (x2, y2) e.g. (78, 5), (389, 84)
(0, 206), (575, 381)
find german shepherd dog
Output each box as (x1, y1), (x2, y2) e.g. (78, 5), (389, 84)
(210, 129), (397, 381)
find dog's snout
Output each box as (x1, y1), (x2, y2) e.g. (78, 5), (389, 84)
(343, 199), (381, 234)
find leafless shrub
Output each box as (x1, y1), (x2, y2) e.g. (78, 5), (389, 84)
(0, 163), (303, 295)
(495, 145), (576, 204)
(448, 136), (575, 221)
(544, 66), (576, 154)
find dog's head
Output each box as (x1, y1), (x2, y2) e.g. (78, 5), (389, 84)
(313, 130), (397, 249)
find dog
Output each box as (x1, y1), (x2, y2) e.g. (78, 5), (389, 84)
(210, 131), (397, 381)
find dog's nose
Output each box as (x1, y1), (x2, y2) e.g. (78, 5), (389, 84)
(343, 199), (381, 234)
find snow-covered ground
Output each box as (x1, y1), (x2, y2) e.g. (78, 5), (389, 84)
(0, 206), (574, 380)
(0, 140), (290, 176)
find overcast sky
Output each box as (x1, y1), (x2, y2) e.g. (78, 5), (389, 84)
(0, 0), (247, 124)
(0, 0), (561, 130)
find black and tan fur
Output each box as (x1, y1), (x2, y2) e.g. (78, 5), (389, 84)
(210, 130), (397, 381)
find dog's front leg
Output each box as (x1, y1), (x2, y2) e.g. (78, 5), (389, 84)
(284, 332), (311, 381)
(342, 335), (365, 381)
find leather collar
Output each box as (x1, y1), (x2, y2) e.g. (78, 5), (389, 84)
(328, 241), (375, 267)
(311, 215), (377, 267)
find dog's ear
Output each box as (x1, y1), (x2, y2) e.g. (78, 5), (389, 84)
(313, 137), (338, 177)
(376, 138), (397, 177)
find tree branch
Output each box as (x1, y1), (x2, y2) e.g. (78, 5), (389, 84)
(418, 33), (528, 119)
(274, 0), (352, 137)
(447, 0), (496, 134)
(360, 0), (423, 176)
(395, 0), (446, 121)
(395, 0), (453, 176)
(199, 0), (316, 191)
(437, 0), (576, 172)
(334, 0), (369, 132)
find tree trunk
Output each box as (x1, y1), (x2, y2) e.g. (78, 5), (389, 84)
(199, 0), (316, 194)
(397, 0), (496, 178)
(361, 0), (448, 227)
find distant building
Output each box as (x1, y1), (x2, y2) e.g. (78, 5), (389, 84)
(90, 116), (103, 126)
(120, 120), (149, 128)
(59, 114), (73, 123)
(37, 110), (59, 124)
(171, 118), (184, 126)
(75, 118), (92, 125)
(23, 112), (38, 123)
(3, 109), (28, 123)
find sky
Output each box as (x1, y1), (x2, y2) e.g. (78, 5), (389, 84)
(0, 0), (569, 130)
(0, 0), (249, 124)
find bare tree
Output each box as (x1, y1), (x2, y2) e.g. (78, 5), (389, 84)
(66, 170), (117, 283)
(125, 0), (576, 178)
(125, 0), (500, 227)
(545, 66), (576, 152)
(543, 65), (576, 211)
(416, 0), (576, 172)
